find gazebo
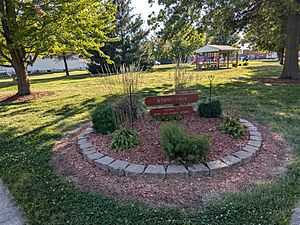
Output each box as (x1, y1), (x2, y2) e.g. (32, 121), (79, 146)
(194, 45), (239, 70)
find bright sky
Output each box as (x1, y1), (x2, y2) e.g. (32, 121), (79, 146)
(131, 0), (162, 27)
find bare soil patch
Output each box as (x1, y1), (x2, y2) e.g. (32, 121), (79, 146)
(0, 92), (52, 103)
(261, 78), (300, 84)
(52, 119), (293, 211)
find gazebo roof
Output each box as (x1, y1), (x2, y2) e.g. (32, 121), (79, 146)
(195, 45), (237, 53)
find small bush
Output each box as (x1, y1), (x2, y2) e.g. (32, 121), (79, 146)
(219, 117), (245, 139)
(92, 104), (118, 134)
(198, 99), (223, 118)
(160, 123), (211, 164)
(155, 115), (183, 121)
(243, 62), (249, 66)
(110, 127), (139, 151)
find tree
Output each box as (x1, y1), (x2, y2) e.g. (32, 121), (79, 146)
(0, 0), (116, 95)
(202, 8), (240, 46)
(240, 3), (287, 65)
(89, 0), (150, 74)
(155, 27), (205, 66)
(149, 0), (300, 79)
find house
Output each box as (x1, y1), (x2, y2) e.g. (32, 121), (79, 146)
(0, 55), (88, 76)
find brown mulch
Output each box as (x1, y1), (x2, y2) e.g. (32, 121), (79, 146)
(52, 119), (293, 211)
(0, 92), (52, 103)
(89, 113), (248, 164)
(261, 78), (300, 84)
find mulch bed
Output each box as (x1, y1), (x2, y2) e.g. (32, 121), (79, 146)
(52, 119), (293, 211)
(0, 92), (52, 103)
(261, 78), (300, 84)
(89, 113), (248, 164)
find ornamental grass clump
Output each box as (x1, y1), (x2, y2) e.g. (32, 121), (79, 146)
(160, 122), (211, 164)
(110, 127), (139, 151)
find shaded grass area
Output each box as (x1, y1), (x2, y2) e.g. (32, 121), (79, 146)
(0, 61), (300, 224)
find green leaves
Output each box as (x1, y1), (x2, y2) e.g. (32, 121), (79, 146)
(219, 117), (245, 139)
(92, 104), (118, 135)
(0, 0), (116, 63)
(160, 122), (211, 164)
(110, 127), (139, 151)
(89, 0), (151, 74)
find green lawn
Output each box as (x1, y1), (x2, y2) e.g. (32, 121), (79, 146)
(0, 61), (300, 224)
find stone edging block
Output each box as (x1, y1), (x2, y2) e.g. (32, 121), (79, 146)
(144, 165), (166, 178)
(125, 164), (146, 177)
(166, 165), (189, 179)
(188, 163), (209, 177)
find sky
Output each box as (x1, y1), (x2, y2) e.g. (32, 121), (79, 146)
(131, 0), (163, 27)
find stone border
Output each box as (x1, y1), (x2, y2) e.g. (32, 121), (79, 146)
(291, 204), (300, 225)
(77, 119), (263, 179)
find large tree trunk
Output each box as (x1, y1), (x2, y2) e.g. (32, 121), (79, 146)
(277, 48), (284, 65)
(280, 13), (300, 79)
(11, 54), (30, 96)
(63, 53), (70, 76)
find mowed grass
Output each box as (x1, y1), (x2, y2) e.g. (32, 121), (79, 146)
(0, 61), (300, 224)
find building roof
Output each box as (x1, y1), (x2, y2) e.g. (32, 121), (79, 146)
(195, 45), (238, 53)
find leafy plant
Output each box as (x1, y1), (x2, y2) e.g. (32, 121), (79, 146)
(92, 104), (119, 135)
(219, 117), (245, 139)
(155, 115), (183, 121)
(110, 127), (139, 151)
(160, 123), (211, 164)
(198, 99), (223, 118)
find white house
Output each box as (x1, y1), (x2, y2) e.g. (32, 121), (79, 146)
(0, 55), (88, 76)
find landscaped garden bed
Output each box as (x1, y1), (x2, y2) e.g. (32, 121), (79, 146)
(2, 62), (299, 224)
(52, 117), (292, 210)
(69, 69), (266, 179)
(89, 113), (248, 164)
(76, 117), (261, 179)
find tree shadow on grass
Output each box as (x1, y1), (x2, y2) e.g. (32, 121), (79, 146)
(1, 63), (300, 223)
(0, 73), (93, 90)
(43, 98), (97, 119)
(1, 74), (300, 224)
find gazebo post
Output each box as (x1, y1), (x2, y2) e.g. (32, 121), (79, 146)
(227, 51), (230, 68)
(217, 51), (220, 69)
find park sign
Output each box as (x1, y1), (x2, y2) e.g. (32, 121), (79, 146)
(145, 93), (199, 117)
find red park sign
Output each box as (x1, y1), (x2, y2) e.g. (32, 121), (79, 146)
(145, 93), (199, 106)
(149, 106), (193, 117)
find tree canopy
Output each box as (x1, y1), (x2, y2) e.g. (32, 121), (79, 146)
(154, 26), (205, 65)
(89, 0), (151, 74)
(0, 0), (116, 95)
(150, 0), (300, 79)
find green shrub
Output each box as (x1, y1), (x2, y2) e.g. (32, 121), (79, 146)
(92, 104), (118, 134)
(155, 115), (183, 121)
(198, 99), (223, 118)
(110, 127), (139, 151)
(219, 117), (245, 139)
(160, 123), (211, 164)
(243, 62), (249, 66)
